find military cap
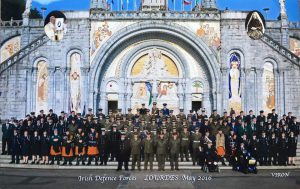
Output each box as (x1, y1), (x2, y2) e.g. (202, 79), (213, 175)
(195, 127), (200, 130)
(162, 126), (167, 130)
(183, 125), (188, 128)
(133, 132), (138, 135)
(202, 110), (205, 112)
(180, 109), (184, 112)
(30, 112), (35, 115)
(116, 117), (121, 120)
(83, 118), (87, 120)
(121, 131), (126, 135)
(98, 108), (103, 111)
(249, 110), (253, 113)
(152, 118), (156, 121)
(61, 111), (65, 114)
(172, 126), (177, 130)
(260, 110), (264, 113)
(172, 119), (176, 122)
(88, 108), (92, 111)
(101, 128), (106, 131)
(153, 102), (157, 105)
(142, 103), (145, 106)
(40, 110), (44, 113)
(128, 108), (132, 111)
(141, 118), (145, 121)
(272, 109), (276, 111)
(112, 124), (117, 127)
(163, 103), (167, 106)
(283, 114), (286, 116)
(213, 109), (217, 112)
(49, 109), (53, 112)
(105, 116), (110, 119)
(93, 117), (98, 120)
(204, 118), (209, 121)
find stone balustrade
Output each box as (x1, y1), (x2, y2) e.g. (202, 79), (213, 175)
(0, 19), (23, 27)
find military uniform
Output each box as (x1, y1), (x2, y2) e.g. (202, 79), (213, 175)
(74, 129), (86, 165)
(109, 125), (120, 161)
(142, 134), (155, 170)
(180, 127), (190, 161)
(169, 134), (180, 170)
(156, 135), (168, 171)
(131, 135), (142, 170)
(191, 129), (202, 165)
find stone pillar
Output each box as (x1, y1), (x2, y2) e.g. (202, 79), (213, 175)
(184, 79), (192, 114)
(274, 69), (281, 116)
(48, 67), (55, 110)
(64, 67), (71, 112)
(178, 79), (184, 110)
(81, 67), (89, 112)
(32, 67), (38, 112)
(221, 68), (229, 111)
(202, 92), (211, 115)
(242, 69), (248, 112)
(126, 79), (133, 113)
(256, 68), (264, 112)
(25, 68), (32, 114)
(100, 92), (107, 114)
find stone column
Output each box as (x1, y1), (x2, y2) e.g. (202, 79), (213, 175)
(31, 67), (38, 112)
(202, 92), (211, 115)
(241, 69), (248, 112)
(256, 68), (264, 113)
(64, 67), (71, 112)
(25, 68), (32, 113)
(178, 79), (184, 109)
(48, 67), (55, 110)
(125, 79), (133, 113)
(221, 67), (229, 111)
(184, 79), (192, 114)
(81, 67), (89, 112)
(100, 92), (107, 114)
(274, 69), (281, 116)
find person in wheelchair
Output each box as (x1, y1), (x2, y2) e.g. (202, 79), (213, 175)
(236, 142), (257, 174)
(203, 141), (219, 172)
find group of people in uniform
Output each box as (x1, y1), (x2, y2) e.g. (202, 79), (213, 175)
(1, 102), (299, 171)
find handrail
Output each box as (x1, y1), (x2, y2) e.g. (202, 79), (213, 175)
(0, 34), (49, 75)
(261, 33), (300, 67)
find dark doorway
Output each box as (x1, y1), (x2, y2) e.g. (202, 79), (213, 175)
(192, 101), (202, 112)
(108, 101), (118, 113)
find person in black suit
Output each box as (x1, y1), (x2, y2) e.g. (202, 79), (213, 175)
(116, 132), (131, 171)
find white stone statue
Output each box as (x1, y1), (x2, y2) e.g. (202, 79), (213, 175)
(24, 0), (32, 15)
(279, 0), (286, 15)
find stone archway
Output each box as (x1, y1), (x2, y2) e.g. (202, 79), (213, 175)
(90, 21), (221, 114)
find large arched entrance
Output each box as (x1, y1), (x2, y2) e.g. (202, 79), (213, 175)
(90, 21), (221, 114)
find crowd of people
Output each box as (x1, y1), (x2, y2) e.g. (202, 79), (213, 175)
(1, 102), (299, 171)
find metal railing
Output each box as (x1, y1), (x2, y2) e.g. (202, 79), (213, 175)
(0, 34), (49, 75)
(261, 34), (300, 67)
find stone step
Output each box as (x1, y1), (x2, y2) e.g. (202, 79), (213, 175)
(0, 163), (299, 170)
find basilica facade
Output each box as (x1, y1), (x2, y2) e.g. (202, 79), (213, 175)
(0, 0), (300, 119)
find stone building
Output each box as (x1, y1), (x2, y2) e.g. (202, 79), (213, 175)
(0, 0), (299, 119)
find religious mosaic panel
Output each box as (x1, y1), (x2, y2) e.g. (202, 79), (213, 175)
(263, 63), (275, 114)
(131, 48), (179, 79)
(90, 21), (136, 62)
(36, 60), (48, 112)
(69, 53), (82, 113)
(228, 53), (242, 113)
(290, 37), (300, 57)
(0, 36), (21, 63)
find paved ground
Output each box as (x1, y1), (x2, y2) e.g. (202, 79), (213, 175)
(0, 168), (299, 189)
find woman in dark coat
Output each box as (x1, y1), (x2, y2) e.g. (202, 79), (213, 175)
(277, 133), (288, 166)
(31, 130), (41, 164)
(40, 130), (50, 164)
(287, 131), (297, 166)
(20, 130), (30, 164)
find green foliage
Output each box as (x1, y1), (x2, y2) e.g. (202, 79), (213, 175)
(2, 0), (25, 21)
(30, 8), (43, 19)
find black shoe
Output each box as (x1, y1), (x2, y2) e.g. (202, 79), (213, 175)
(76, 162), (79, 166)
(82, 162), (86, 165)
(125, 168), (129, 171)
(100, 162), (103, 165)
(222, 163), (227, 166)
(69, 162), (72, 166)
(87, 163), (91, 166)
(50, 161), (54, 165)
(116, 169), (121, 171)
(62, 162), (67, 166)
(104, 162), (107, 165)
(186, 159), (190, 162)
(57, 161), (60, 165)
(193, 162), (195, 166)
(181, 158), (184, 162)
(9, 161), (15, 164)
(95, 162), (98, 165)
(31, 161), (35, 164)
(175, 168), (179, 171)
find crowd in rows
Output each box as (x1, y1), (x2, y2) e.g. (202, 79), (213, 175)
(1, 102), (299, 171)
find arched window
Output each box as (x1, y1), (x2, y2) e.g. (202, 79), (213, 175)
(36, 60), (48, 112)
(70, 53), (82, 113)
(228, 53), (242, 113)
(263, 62), (275, 113)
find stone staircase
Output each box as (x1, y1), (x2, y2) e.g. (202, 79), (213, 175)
(260, 33), (300, 67)
(0, 34), (49, 75)
(0, 141), (299, 170)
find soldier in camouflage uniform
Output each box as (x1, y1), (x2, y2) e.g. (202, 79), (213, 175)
(169, 132), (180, 170)
(131, 132), (142, 171)
(180, 125), (190, 161)
(156, 132), (168, 171)
(142, 132), (155, 170)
